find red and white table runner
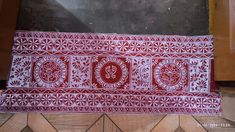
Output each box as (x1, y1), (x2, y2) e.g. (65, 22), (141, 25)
(0, 31), (221, 115)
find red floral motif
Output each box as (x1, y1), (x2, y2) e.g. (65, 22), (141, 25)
(184, 97), (196, 108)
(131, 58), (151, 90)
(9, 80), (21, 86)
(63, 94), (75, 106)
(152, 42), (164, 52)
(117, 41), (129, 52)
(91, 40), (102, 50)
(40, 62), (62, 82)
(17, 94), (28, 106)
(141, 42), (153, 52)
(68, 39), (80, 50)
(8, 56), (31, 88)
(33, 57), (68, 88)
(13, 57), (22, 65)
(15, 68), (24, 77)
(130, 42), (141, 52)
(100, 95), (112, 106)
(197, 80), (207, 89)
(55, 39), (67, 50)
(159, 97), (171, 107)
(14, 38), (27, 50)
(92, 57), (129, 89)
(29, 94), (40, 106)
(51, 94), (63, 106)
(5, 94), (16, 105)
(87, 94), (99, 106)
(71, 56), (91, 88)
(196, 98), (207, 108)
(164, 42), (175, 52)
(159, 64), (181, 86)
(186, 43), (198, 53)
(124, 95), (135, 107)
(75, 94), (87, 106)
(41, 94), (51, 106)
(198, 43), (210, 53)
(171, 97), (184, 107)
(112, 95), (124, 106)
(22, 61), (31, 70)
(189, 59), (210, 92)
(103, 40), (115, 51)
(147, 96), (159, 107)
(207, 98), (220, 109)
(135, 96), (147, 107)
(79, 40), (91, 50)
(153, 59), (188, 91)
(175, 43), (186, 53)
(40, 39), (53, 50)
(28, 38), (40, 50)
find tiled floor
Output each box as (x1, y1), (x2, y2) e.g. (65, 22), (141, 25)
(0, 87), (234, 132)
(0, 113), (234, 132)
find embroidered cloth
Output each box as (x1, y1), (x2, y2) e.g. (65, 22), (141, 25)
(0, 31), (221, 115)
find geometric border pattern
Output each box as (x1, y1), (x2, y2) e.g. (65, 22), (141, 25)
(0, 88), (221, 115)
(8, 31), (214, 93)
(12, 31), (214, 58)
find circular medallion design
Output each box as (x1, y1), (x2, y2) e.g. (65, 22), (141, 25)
(95, 57), (128, 88)
(154, 60), (187, 91)
(34, 57), (67, 88)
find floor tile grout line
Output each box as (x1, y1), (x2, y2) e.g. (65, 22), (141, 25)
(0, 114), (15, 127)
(192, 115), (208, 132)
(149, 115), (167, 132)
(40, 113), (59, 132)
(86, 113), (105, 132)
(104, 113), (123, 132)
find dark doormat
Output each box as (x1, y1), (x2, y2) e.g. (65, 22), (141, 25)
(16, 0), (209, 35)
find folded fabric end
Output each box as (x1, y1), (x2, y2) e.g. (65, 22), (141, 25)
(0, 88), (221, 115)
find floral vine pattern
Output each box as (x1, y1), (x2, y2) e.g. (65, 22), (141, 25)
(7, 56), (31, 88)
